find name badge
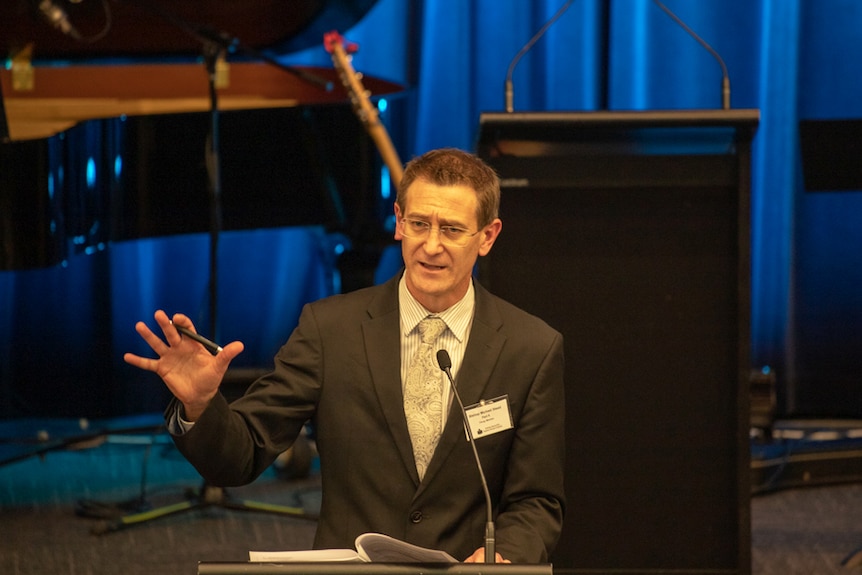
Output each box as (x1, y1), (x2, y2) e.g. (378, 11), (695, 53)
(464, 395), (513, 439)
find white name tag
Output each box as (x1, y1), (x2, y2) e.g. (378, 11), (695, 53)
(464, 395), (513, 439)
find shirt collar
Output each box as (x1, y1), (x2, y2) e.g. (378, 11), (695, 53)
(399, 275), (475, 343)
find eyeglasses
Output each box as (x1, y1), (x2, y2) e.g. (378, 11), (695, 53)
(399, 218), (481, 247)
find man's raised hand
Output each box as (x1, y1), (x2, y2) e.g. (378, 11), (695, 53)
(123, 310), (244, 421)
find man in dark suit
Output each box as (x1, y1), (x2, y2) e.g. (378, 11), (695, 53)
(124, 148), (565, 563)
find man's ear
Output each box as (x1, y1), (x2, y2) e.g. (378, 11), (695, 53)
(393, 203), (404, 240)
(478, 218), (503, 257)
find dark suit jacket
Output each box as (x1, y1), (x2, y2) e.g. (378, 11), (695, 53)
(171, 273), (566, 562)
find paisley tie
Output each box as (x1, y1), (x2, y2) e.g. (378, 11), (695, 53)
(403, 316), (447, 479)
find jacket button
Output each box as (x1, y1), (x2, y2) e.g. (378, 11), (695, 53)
(410, 510), (423, 523)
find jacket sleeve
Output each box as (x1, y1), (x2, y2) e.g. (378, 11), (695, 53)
(168, 303), (323, 486)
(494, 330), (566, 562)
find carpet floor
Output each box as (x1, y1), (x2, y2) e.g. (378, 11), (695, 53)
(3, 417), (862, 575)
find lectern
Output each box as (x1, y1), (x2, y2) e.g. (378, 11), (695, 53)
(197, 563), (553, 575)
(476, 110), (759, 575)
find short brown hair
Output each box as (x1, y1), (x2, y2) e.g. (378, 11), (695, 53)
(397, 148), (500, 228)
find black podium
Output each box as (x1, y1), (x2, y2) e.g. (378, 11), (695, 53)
(476, 110), (759, 575)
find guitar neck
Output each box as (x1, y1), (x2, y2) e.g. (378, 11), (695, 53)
(363, 116), (404, 189)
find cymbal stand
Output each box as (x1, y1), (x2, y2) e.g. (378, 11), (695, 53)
(76, 2), (327, 533)
(123, 0), (331, 337)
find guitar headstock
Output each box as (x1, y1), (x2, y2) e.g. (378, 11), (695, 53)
(324, 31), (359, 56)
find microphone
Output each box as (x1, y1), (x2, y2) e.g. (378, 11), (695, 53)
(651, 0), (731, 110)
(38, 0), (82, 40)
(504, 0), (574, 113)
(436, 349), (496, 563)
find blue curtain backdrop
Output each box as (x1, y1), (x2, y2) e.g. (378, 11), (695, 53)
(2, 0), (861, 417)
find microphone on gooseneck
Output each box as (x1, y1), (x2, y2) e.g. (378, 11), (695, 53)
(436, 349), (496, 564)
(651, 0), (732, 110)
(504, 0), (575, 113)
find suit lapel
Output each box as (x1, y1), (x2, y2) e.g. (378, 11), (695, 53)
(362, 274), (421, 484)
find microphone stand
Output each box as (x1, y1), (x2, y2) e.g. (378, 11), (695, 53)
(119, 0), (332, 338)
(76, 2), (329, 535)
(504, 0), (574, 113)
(202, 39), (222, 339)
(651, 0), (732, 109)
(437, 350), (496, 563)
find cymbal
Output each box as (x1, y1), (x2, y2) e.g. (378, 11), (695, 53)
(2, 0), (378, 61)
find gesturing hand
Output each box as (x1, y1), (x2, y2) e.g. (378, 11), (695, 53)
(123, 310), (244, 421)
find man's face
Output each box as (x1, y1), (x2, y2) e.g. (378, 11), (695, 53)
(394, 179), (501, 313)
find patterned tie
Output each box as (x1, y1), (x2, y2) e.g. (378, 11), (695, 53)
(404, 316), (447, 480)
